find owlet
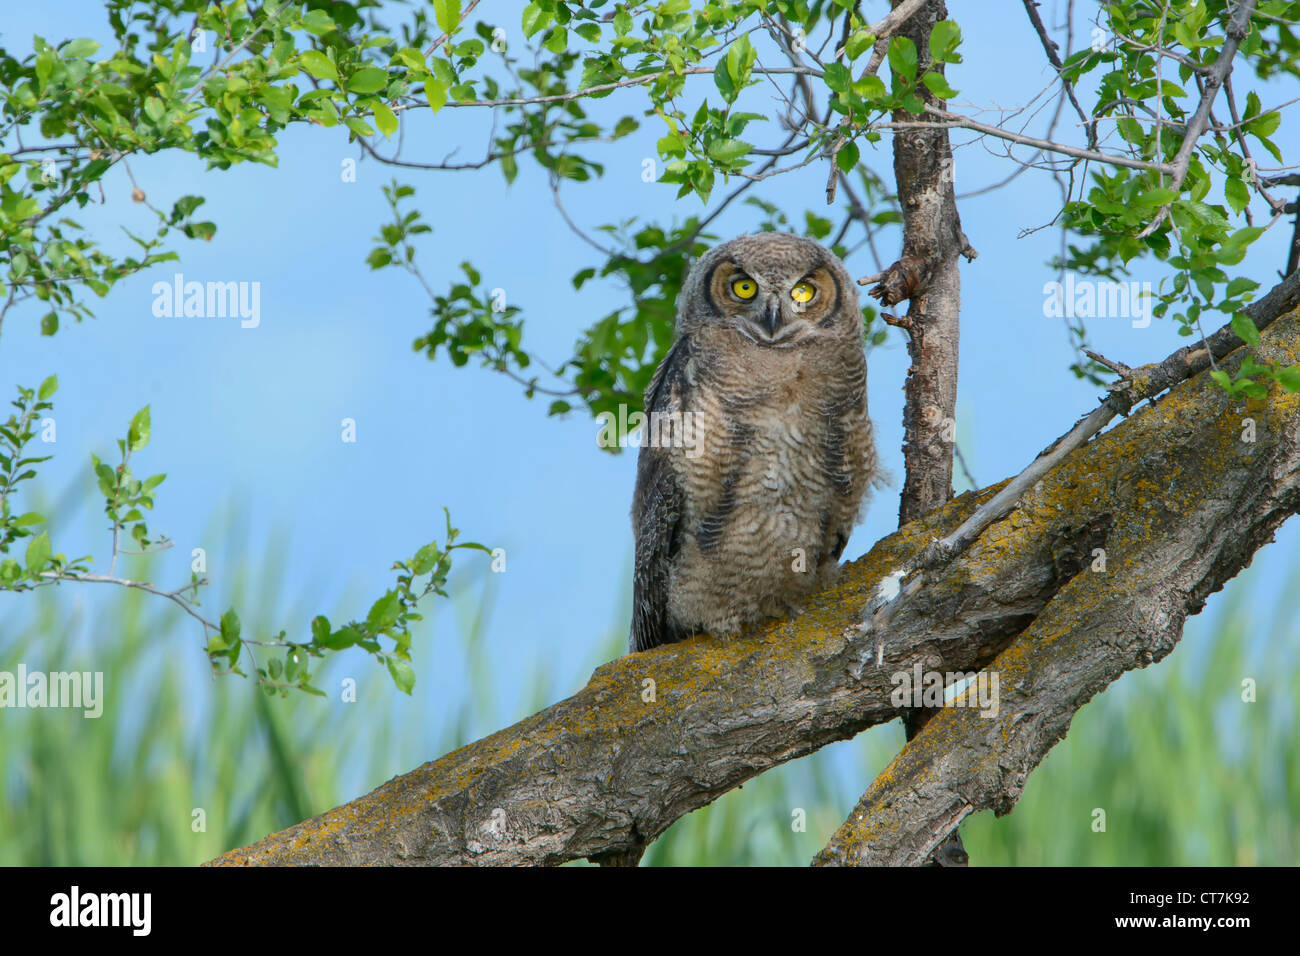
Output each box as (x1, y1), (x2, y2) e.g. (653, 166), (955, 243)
(629, 233), (878, 653)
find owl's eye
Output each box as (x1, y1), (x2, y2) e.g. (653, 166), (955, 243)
(791, 281), (816, 304)
(731, 277), (758, 299)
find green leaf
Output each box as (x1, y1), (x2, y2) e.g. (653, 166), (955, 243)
(1277, 365), (1300, 392)
(38, 375), (57, 400)
(26, 531), (51, 575)
(844, 30), (875, 61)
(836, 141), (860, 173)
(658, 132), (686, 159)
(322, 625), (362, 650)
(345, 116), (375, 138)
(1136, 187), (1179, 206)
(373, 102), (398, 137)
(435, 0), (461, 35)
(708, 138), (751, 163)
(1225, 176), (1249, 215)
(285, 646), (305, 682)
(301, 9), (336, 35)
(1172, 199), (1228, 230)
(366, 589), (403, 630)
(347, 67), (388, 94)
(1244, 90), (1262, 122)
(35, 51), (54, 93)
(1217, 225), (1264, 264)
(430, 57), (457, 86)
(311, 615), (331, 643)
(824, 62), (852, 94)
(299, 50), (338, 81)
(425, 78), (448, 113)
(543, 26), (568, 54)
(929, 21), (962, 62)
(1230, 312), (1260, 346)
(726, 34), (755, 86)
(854, 74), (887, 100)
(920, 71), (957, 99)
(128, 406), (151, 452)
(522, 3), (550, 38)
(220, 608), (241, 641)
(62, 38), (100, 59)
(412, 542), (441, 575)
(0, 559), (22, 584)
(1226, 277), (1259, 297)
(386, 656), (416, 694)
(888, 36), (918, 81)
(713, 57), (736, 102)
(1249, 111), (1281, 139)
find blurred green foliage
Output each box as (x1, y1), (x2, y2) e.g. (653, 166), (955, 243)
(1, 503), (1296, 866)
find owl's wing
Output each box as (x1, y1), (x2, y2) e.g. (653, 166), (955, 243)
(629, 337), (691, 653)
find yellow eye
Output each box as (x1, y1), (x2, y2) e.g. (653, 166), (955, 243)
(731, 277), (757, 299)
(791, 281), (816, 304)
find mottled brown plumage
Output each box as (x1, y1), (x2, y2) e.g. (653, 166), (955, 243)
(629, 233), (878, 653)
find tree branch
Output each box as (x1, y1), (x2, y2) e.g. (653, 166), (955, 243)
(905, 106), (1176, 175)
(1136, 0), (1258, 237)
(205, 260), (1300, 871)
(1021, 0), (1098, 150)
(815, 295), (1300, 864)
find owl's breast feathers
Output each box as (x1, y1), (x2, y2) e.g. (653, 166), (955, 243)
(629, 327), (876, 652)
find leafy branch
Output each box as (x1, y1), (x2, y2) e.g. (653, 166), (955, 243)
(0, 379), (492, 696)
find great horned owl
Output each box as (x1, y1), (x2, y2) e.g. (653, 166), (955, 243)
(629, 232), (878, 653)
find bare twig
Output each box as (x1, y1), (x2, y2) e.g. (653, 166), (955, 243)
(424, 0), (484, 57)
(910, 106), (1176, 174)
(1136, 0), (1259, 238)
(923, 267), (1300, 573)
(394, 66), (824, 112)
(1021, 0), (1097, 150)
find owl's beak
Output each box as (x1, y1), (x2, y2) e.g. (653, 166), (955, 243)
(760, 295), (782, 337)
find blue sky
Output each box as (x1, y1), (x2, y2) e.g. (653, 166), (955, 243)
(3, 1), (1298, 802)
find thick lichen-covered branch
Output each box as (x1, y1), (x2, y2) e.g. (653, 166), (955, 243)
(815, 302), (1300, 865)
(208, 294), (1299, 866)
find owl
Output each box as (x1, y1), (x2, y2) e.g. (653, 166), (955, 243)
(629, 232), (878, 653)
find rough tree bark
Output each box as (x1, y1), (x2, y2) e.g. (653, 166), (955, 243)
(875, 0), (973, 526)
(816, 319), (1300, 863)
(867, 0), (976, 865)
(207, 285), (1300, 866)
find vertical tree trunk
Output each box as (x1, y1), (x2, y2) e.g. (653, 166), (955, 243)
(891, 0), (968, 526)
(886, 0), (974, 865)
